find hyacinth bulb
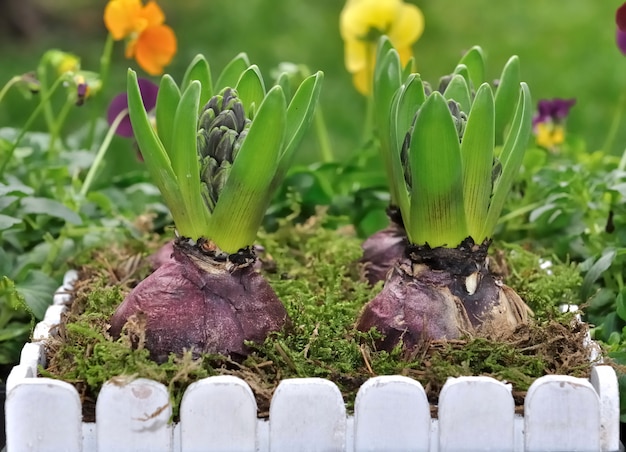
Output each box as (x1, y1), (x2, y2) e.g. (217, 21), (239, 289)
(357, 238), (530, 352)
(110, 239), (288, 363)
(360, 206), (407, 285)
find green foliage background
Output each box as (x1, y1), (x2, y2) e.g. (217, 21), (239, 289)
(0, 0), (623, 168)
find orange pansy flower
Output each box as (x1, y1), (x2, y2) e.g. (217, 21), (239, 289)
(104, 0), (177, 75)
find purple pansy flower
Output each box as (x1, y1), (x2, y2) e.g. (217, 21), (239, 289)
(107, 78), (159, 138)
(617, 3), (626, 55)
(533, 98), (576, 126)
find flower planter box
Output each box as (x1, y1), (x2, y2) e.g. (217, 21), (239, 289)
(5, 271), (622, 452)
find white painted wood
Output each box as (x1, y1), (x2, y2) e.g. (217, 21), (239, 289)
(354, 375), (430, 451)
(96, 377), (173, 452)
(19, 341), (45, 373)
(32, 305), (66, 340)
(438, 376), (515, 451)
(258, 419), (270, 452)
(525, 374), (601, 451)
(180, 375), (257, 451)
(269, 377), (346, 451)
(5, 364), (34, 393)
(62, 269), (78, 287)
(6, 378), (82, 452)
(590, 366), (620, 452)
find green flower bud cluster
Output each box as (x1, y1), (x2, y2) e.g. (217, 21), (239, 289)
(197, 88), (251, 212)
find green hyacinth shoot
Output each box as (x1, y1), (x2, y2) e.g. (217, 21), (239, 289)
(372, 37), (533, 248)
(127, 54), (323, 253)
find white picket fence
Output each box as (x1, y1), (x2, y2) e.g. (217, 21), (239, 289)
(4, 270), (622, 452)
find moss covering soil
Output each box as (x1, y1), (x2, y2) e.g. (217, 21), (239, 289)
(41, 212), (599, 422)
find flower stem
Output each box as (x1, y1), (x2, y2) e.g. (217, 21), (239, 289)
(49, 97), (75, 153)
(601, 87), (626, 155)
(0, 76), (65, 179)
(85, 33), (115, 150)
(80, 108), (128, 197)
(314, 107), (334, 163)
(0, 76), (21, 105)
(36, 55), (56, 134)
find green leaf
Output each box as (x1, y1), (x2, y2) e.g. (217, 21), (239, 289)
(208, 86), (286, 252)
(156, 74), (181, 154)
(483, 82), (532, 237)
(0, 182), (34, 197)
(408, 92), (467, 247)
(20, 197), (82, 225)
(181, 54), (213, 106)
(127, 69), (188, 234)
(235, 65), (266, 118)
(214, 53), (251, 92)
(275, 72), (292, 101)
(272, 71), (324, 188)
(390, 74), (425, 228)
(373, 44), (402, 205)
(14, 270), (58, 319)
(443, 74), (471, 114)
(0, 214), (22, 230)
(171, 80), (211, 239)
(452, 64), (470, 89)
(458, 46), (486, 91)
(494, 56), (521, 144)
(581, 250), (616, 301)
(616, 288), (626, 322)
(461, 83), (495, 240)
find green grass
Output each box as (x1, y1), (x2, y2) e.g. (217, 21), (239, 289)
(0, 0), (623, 171)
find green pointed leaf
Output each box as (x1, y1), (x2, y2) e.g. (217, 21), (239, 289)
(484, 82), (532, 237)
(235, 65), (266, 119)
(460, 83), (495, 240)
(395, 74), (425, 152)
(452, 64), (470, 89)
(156, 74), (181, 154)
(389, 74), (425, 230)
(275, 72), (292, 100)
(127, 69), (189, 235)
(494, 55), (521, 144)
(373, 45), (402, 205)
(443, 74), (471, 114)
(408, 92), (467, 247)
(272, 71), (323, 188)
(458, 46), (485, 91)
(171, 81), (211, 239)
(181, 54), (213, 106)
(208, 86), (286, 252)
(403, 57), (415, 80)
(214, 52), (251, 92)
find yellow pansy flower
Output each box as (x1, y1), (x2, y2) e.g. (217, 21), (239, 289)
(104, 0), (177, 76)
(340, 0), (424, 95)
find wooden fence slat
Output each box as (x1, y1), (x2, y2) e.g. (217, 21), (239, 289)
(353, 375), (430, 451)
(269, 377), (346, 452)
(590, 366), (620, 452)
(32, 305), (65, 340)
(525, 375), (601, 452)
(438, 376), (515, 451)
(96, 377), (172, 452)
(6, 379), (82, 452)
(180, 375), (257, 451)
(19, 342), (45, 373)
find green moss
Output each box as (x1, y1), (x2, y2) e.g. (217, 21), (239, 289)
(495, 242), (584, 317)
(43, 213), (594, 420)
